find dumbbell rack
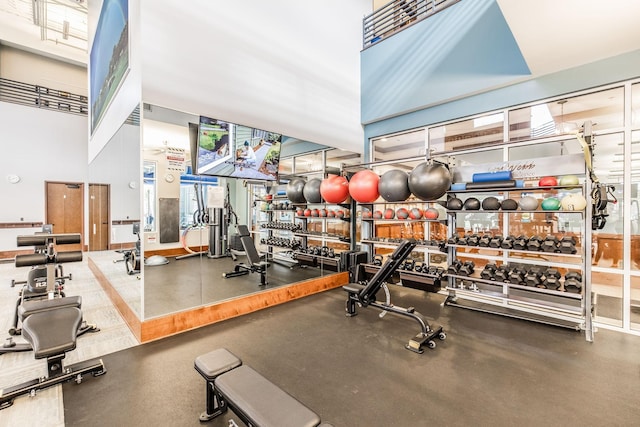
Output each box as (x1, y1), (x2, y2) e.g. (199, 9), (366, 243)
(443, 177), (595, 341)
(257, 204), (299, 266)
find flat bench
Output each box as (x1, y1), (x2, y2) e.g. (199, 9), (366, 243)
(195, 348), (332, 427)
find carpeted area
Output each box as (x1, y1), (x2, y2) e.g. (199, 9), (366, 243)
(63, 286), (640, 427)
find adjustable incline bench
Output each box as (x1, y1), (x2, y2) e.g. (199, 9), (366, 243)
(0, 234), (106, 410)
(342, 239), (446, 353)
(195, 348), (332, 427)
(223, 227), (269, 286)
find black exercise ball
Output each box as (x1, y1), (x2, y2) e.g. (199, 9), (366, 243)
(378, 169), (411, 202)
(463, 197), (481, 210)
(302, 178), (323, 203)
(447, 197), (464, 210)
(482, 196), (501, 210)
(501, 198), (518, 210)
(407, 162), (452, 201)
(286, 178), (306, 203)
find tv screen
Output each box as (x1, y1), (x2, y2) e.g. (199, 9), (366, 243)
(196, 116), (282, 181)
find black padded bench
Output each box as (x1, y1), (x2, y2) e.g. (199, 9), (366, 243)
(195, 348), (332, 427)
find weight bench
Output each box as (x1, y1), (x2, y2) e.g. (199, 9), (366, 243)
(223, 234), (269, 286)
(0, 302), (106, 409)
(343, 239), (446, 353)
(195, 348), (332, 427)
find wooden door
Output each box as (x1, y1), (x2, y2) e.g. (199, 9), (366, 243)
(89, 184), (110, 251)
(46, 182), (84, 251)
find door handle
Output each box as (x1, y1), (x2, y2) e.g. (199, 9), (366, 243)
(93, 223), (96, 235)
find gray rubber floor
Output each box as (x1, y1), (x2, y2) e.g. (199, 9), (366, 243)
(63, 286), (640, 426)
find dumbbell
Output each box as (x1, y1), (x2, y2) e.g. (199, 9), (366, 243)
(373, 255), (383, 266)
(494, 265), (511, 282)
(524, 266), (544, 287)
(541, 235), (559, 253)
(558, 236), (578, 254)
(426, 266), (439, 276)
(489, 235), (503, 249)
(501, 235), (515, 249)
(456, 235), (468, 246)
(458, 261), (475, 276)
(413, 261), (425, 273)
(320, 246), (329, 257)
(564, 271), (583, 293)
(478, 234), (492, 247)
(327, 248), (335, 258)
(512, 235), (529, 250)
(526, 235), (544, 251)
(541, 268), (561, 290)
(466, 234), (480, 246)
(447, 260), (463, 275)
(508, 266), (527, 285)
(404, 259), (416, 271)
(480, 263), (497, 280)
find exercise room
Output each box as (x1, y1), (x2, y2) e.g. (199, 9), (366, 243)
(1, 1), (640, 426)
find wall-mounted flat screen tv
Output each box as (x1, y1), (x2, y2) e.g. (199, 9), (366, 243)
(196, 116), (282, 181)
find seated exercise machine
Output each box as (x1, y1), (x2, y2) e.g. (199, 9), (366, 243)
(0, 235), (106, 410)
(223, 229), (269, 286)
(342, 239), (446, 354)
(2, 233), (99, 352)
(194, 348), (332, 426)
(115, 222), (141, 275)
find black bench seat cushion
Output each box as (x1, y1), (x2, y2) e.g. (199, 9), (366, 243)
(215, 365), (321, 427)
(18, 296), (82, 320)
(194, 348), (242, 381)
(22, 307), (82, 359)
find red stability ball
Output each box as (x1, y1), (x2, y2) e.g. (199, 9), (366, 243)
(320, 175), (350, 204)
(396, 207), (409, 219)
(349, 170), (380, 203)
(424, 208), (439, 220)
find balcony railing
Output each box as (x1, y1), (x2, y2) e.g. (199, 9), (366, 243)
(363, 0), (461, 48)
(0, 77), (88, 116)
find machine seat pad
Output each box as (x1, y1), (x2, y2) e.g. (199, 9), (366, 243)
(215, 365), (321, 427)
(342, 283), (365, 294)
(194, 348), (242, 381)
(18, 296), (82, 320)
(22, 307), (82, 359)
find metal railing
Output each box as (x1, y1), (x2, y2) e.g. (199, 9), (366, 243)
(363, 0), (461, 48)
(0, 77), (88, 116)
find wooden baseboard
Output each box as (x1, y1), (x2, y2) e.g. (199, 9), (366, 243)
(143, 246), (208, 257)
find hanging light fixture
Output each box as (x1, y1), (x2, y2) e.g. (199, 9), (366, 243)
(556, 100), (578, 135)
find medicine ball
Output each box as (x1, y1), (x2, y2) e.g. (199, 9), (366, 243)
(384, 208), (395, 219)
(320, 175), (350, 204)
(303, 178), (323, 203)
(424, 207), (439, 220)
(379, 169), (411, 202)
(335, 210), (345, 218)
(538, 176), (558, 187)
(296, 208), (304, 216)
(396, 207), (409, 219)
(481, 196), (501, 210)
(286, 178), (306, 203)
(447, 197), (464, 210)
(519, 196), (539, 211)
(304, 208), (312, 217)
(327, 210), (336, 217)
(362, 210), (372, 219)
(541, 197), (561, 211)
(373, 210), (383, 219)
(463, 197), (481, 210)
(319, 208), (327, 217)
(501, 198), (518, 210)
(348, 170), (380, 203)
(408, 162), (452, 201)
(559, 175), (580, 186)
(409, 208), (423, 219)
(311, 208), (320, 217)
(561, 193), (587, 211)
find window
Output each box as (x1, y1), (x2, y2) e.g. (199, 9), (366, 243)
(143, 161), (156, 232)
(371, 129), (426, 162)
(179, 178), (218, 229)
(429, 112), (504, 153)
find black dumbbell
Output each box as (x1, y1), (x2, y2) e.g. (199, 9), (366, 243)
(526, 235), (544, 251)
(466, 234), (480, 246)
(373, 255), (383, 266)
(404, 259), (416, 271)
(447, 236), (459, 245)
(458, 261), (475, 276)
(426, 266), (438, 275)
(489, 235), (503, 248)
(524, 266), (544, 287)
(558, 236), (578, 254)
(494, 265), (510, 282)
(457, 235), (468, 246)
(513, 235), (529, 250)
(564, 271), (583, 293)
(541, 235), (559, 253)
(413, 261), (425, 273)
(509, 266), (527, 285)
(447, 260), (462, 275)
(542, 268), (561, 290)
(501, 235), (515, 249)
(480, 263), (497, 280)
(478, 234), (492, 247)
(327, 248), (335, 258)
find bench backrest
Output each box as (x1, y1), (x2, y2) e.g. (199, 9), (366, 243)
(240, 235), (261, 266)
(359, 239), (416, 299)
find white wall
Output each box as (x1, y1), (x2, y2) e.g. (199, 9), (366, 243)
(140, 0), (370, 153)
(0, 102), (88, 251)
(0, 45), (87, 95)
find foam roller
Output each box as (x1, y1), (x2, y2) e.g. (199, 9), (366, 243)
(472, 171), (512, 183)
(465, 180), (516, 190)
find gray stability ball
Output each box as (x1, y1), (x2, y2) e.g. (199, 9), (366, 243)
(303, 178), (323, 203)
(378, 169), (411, 202)
(408, 162), (452, 201)
(286, 178), (307, 203)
